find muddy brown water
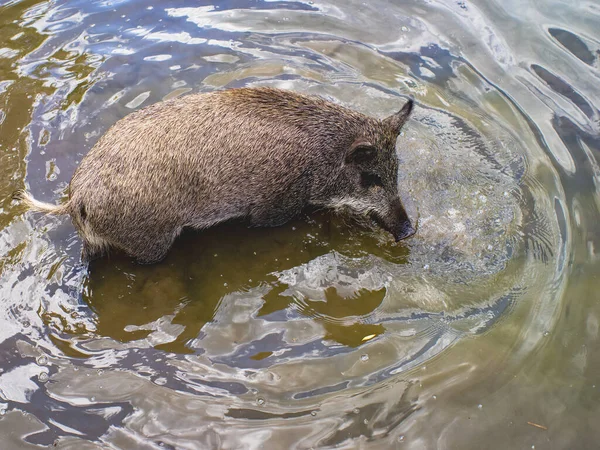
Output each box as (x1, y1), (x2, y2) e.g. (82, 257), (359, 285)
(0, 0), (599, 448)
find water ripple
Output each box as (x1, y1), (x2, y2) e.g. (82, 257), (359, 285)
(0, 0), (595, 447)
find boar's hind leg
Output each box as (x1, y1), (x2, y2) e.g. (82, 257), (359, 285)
(81, 241), (100, 263)
(123, 227), (182, 265)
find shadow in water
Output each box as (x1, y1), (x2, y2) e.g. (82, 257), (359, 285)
(84, 211), (410, 353)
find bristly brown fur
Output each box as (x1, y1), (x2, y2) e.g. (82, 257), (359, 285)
(15, 87), (415, 263)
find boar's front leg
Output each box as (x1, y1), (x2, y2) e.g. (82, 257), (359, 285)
(248, 181), (308, 228)
(249, 202), (301, 228)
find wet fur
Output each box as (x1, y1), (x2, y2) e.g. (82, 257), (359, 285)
(15, 88), (413, 263)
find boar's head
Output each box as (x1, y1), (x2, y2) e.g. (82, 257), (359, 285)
(331, 98), (415, 241)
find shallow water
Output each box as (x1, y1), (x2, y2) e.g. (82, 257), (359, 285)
(0, 0), (599, 448)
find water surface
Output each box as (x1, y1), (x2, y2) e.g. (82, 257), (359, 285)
(0, 0), (599, 448)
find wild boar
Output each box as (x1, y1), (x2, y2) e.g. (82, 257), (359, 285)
(15, 87), (415, 264)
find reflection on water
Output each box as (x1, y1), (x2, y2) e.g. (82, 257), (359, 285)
(0, 0), (599, 448)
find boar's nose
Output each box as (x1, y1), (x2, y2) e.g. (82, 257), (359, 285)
(389, 197), (415, 241)
(394, 220), (416, 241)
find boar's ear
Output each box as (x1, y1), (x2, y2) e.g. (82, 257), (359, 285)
(345, 138), (377, 165)
(383, 99), (413, 135)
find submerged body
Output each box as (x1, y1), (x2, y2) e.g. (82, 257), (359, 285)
(16, 88), (415, 263)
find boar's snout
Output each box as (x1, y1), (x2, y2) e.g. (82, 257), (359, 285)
(377, 197), (415, 242)
(393, 220), (416, 242)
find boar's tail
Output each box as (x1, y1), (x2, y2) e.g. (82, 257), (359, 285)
(12, 189), (70, 215)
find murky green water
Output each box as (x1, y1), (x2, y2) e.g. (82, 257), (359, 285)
(0, 0), (599, 448)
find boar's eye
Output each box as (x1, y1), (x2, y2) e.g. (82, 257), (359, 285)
(361, 172), (384, 188)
